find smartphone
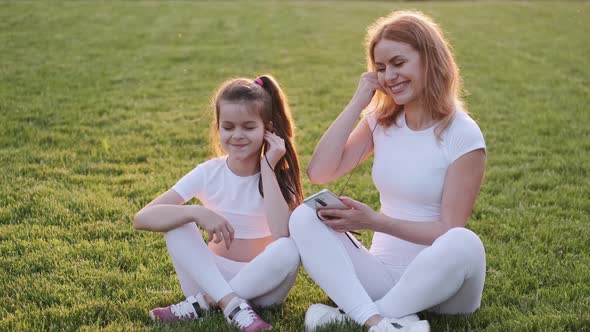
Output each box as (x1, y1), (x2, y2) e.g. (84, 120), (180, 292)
(304, 189), (348, 210)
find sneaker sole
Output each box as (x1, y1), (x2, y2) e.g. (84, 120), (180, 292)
(406, 320), (430, 332)
(304, 305), (346, 332)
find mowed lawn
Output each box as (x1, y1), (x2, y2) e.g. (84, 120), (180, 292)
(1, 1), (589, 331)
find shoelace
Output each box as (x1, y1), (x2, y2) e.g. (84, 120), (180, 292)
(231, 304), (256, 328)
(170, 299), (195, 319)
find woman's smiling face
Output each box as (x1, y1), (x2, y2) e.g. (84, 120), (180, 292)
(373, 39), (424, 107)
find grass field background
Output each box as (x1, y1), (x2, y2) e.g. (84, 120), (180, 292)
(1, 1), (589, 331)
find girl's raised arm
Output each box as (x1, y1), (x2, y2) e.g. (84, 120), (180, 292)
(260, 132), (291, 239)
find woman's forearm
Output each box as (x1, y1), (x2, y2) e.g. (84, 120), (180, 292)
(307, 101), (365, 183)
(260, 161), (291, 239)
(369, 214), (451, 246)
(134, 204), (208, 233)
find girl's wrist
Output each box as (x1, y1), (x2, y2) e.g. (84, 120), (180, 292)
(265, 152), (285, 170)
(190, 205), (207, 225)
(263, 154), (276, 171)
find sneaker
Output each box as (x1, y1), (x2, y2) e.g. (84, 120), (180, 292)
(368, 318), (430, 332)
(225, 299), (272, 332)
(304, 303), (421, 332)
(149, 293), (210, 323)
(304, 304), (347, 331)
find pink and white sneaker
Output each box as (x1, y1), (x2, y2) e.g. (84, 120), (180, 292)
(224, 299), (272, 332)
(149, 293), (210, 323)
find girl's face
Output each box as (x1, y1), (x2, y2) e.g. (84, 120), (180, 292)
(374, 39), (424, 107)
(218, 102), (265, 162)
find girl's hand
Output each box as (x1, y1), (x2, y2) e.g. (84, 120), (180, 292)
(317, 196), (378, 233)
(349, 72), (386, 110)
(264, 131), (286, 169)
(196, 208), (234, 250)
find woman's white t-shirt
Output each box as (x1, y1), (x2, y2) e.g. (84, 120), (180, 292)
(367, 111), (486, 266)
(172, 156), (271, 239)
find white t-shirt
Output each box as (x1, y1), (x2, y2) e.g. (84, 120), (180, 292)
(172, 156), (271, 239)
(367, 111), (486, 266)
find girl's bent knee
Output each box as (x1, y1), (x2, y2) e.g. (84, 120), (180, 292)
(266, 237), (300, 275)
(164, 222), (203, 239)
(269, 237), (300, 271)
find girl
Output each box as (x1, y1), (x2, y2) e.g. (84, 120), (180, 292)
(134, 75), (303, 332)
(290, 11), (486, 332)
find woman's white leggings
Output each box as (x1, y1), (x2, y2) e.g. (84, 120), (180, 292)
(164, 223), (300, 307)
(289, 205), (486, 325)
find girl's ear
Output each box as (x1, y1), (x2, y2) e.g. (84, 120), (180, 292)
(266, 121), (274, 132)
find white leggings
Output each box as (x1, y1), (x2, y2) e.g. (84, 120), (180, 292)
(164, 223), (300, 307)
(289, 205), (486, 325)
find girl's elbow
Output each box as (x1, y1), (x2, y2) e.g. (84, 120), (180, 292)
(133, 211), (148, 230)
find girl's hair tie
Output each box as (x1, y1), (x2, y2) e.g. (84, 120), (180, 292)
(254, 77), (264, 87)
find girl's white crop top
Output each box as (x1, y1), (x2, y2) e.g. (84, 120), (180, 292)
(172, 156), (271, 239)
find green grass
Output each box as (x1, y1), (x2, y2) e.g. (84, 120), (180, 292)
(1, 1), (589, 331)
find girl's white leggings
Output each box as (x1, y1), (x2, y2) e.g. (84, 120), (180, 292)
(289, 205), (486, 325)
(164, 223), (300, 307)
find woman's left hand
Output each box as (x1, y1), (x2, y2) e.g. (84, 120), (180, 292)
(318, 196), (378, 232)
(264, 131), (286, 169)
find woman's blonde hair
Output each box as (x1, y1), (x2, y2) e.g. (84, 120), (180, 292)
(366, 10), (465, 139)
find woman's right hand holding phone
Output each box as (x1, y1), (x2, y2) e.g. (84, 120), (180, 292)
(317, 196), (379, 233)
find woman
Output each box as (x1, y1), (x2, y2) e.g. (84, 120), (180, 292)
(289, 11), (486, 332)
